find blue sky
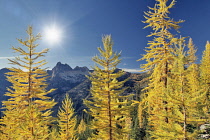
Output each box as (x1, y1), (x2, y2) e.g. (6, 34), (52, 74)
(0, 0), (210, 72)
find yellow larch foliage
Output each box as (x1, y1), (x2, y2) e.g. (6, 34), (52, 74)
(200, 41), (210, 121)
(84, 35), (132, 140)
(164, 41), (207, 139)
(186, 38), (197, 65)
(200, 41), (210, 83)
(58, 94), (77, 140)
(138, 0), (184, 138)
(78, 119), (86, 134)
(0, 26), (56, 140)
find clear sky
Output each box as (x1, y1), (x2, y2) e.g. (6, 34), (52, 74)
(0, 0), (210, 72)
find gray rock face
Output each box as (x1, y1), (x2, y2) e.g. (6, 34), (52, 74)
(199, 124), (210, 139)
(0, 62), (145, 116)
(51, 62), (72, 79)
(73, 66), (89, 72)
(0, 62), (91, 114)
(46, 62), (91, 115)
(48, 62), (90, 94)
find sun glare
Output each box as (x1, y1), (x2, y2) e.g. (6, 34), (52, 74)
(43, 25), (63, 46)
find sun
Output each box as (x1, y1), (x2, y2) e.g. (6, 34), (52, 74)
(43, 25), (63, 46)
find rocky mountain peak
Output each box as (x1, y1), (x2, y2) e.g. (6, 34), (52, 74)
(0, 63), (145, 117)
(73, 66), (89, 72)
(52, 62), (72, 73)
(51, 62), (72, 78)
(50, 62), (90, 83)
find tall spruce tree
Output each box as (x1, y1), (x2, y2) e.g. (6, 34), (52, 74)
(84, 35), (132, 140)
(0, 26), (56, 139)
(138, 0), (184, 138)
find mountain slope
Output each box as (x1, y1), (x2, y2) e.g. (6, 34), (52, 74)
(0, 62), (147, 116)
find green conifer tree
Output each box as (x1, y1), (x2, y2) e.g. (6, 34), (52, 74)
(84, 35), (132, 140)
(0, 26), (56, 139)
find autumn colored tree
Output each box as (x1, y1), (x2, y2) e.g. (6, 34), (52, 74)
(163, 41), (207, 139)
(0, 26), (56, 139)
(186, 38), (197, 65)
(138, 0), (185, 138)
(77, 118), (91, 139)
(76, 113), (93, 140)
(138, 38), (207, 139)
(200, 41), (210, 85)
(200, 41), (210, 120)
(57, 94), (77, 140)
(84, 35), (132, 140)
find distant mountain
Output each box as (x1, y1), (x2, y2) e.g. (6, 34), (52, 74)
(0, 62), (148, 116)
(46, 62), (91, 115)
(0, 68), (11, 110)
(48, 62), (90, 93)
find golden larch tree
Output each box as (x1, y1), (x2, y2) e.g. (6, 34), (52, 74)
(78, 119), (86, 134)
(200, 41), (210, 121)
(165, 41), (207, 139)
(138, 0), (184, 138)
(84, 35), (132, 140)
(186, 38), (197, 65)
(57, 94), (77, 140)
(0, 26), (56, 139)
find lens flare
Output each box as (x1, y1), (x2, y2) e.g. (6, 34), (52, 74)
(43, 25), (63, 46)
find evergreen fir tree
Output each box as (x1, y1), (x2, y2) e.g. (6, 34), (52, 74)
(84, 35), (132, 140)
(0, 26), (56, 139)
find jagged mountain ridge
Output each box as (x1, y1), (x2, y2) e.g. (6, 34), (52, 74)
(48, 62), (90, 94)
(0, 62), (147, 116)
